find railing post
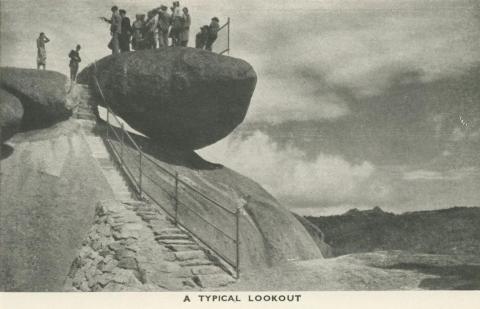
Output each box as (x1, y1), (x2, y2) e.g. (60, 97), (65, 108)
(227, 17), (230, 56)
(139, 148), (143, 198)
(174, 172), (179, 224)
(120, 123), (125, 162)
(235, 206), (240, 279)
(106, 109), (110, 140)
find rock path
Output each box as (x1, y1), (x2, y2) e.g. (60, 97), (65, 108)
(64, 84), (235, 291)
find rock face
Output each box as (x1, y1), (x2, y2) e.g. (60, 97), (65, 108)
(0, 121), (114, 291)
(79, 48), (257, 149)
(0, 88), (24, 142)
(0, 67), (71, 130)
(293, 212), (334, 258)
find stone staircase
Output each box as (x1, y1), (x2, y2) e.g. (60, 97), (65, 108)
(67, 84), (235, 291)
(71, 84), (97, 121)
(133, 203), (236, 288)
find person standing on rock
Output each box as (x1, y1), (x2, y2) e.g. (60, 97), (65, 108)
(101, 6), (122, 55)
(169, 1), (182, 46)
(179, 7), (190, 47)
(205, 17), (220, 51)
(36, 32), (50, 70)
(195, 25), (209, 49)
(119, 10), (132, 52)
(145, 10), (158, 49)
(132, 14), (146, 50)
(156, 5), (171, 48)
(68, 45), (81, 82)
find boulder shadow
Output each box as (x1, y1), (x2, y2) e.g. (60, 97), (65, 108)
(94, 123), (223, 170)
(388, 263), (480, 290)
(1, 144), (14, 160)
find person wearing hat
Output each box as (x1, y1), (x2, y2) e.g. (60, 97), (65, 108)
(119, 9), (132, 52)
(145, 10), (158, 49)
(157, 5), (171, 47)
(195, 25), (209, 49)
(36, 32), (50, 70)
(179, 7), (191, 47)
(68, 44), (81, 82)
(170, 1), (183, 46)
(101, 6), (122, 55)
(205, 17), (220, 51)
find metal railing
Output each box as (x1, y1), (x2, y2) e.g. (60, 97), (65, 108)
(92, 63), (241, 278)
(218, 17), (230, 56)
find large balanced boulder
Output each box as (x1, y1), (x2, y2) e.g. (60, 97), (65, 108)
(79, 48), (257, 149)
(0, 67), (71, 130)
(0, 88), (24, 142)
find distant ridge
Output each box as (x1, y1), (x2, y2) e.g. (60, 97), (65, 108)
(306, 206), (480, 257)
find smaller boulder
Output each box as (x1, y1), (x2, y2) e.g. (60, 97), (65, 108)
(0, 88), (24, 142)
(0, 67), (71, 130)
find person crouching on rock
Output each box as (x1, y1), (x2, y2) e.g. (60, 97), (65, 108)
(179, 7), (191, 47)
(195, 25), (209, 49)
(205, 17), (220, 51)
(68, 45), (81, 83)
(36, 32), (50, 70)
(119, 9), (132, 52)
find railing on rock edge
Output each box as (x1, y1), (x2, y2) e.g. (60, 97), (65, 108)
(92, 63), (241, 279)
(217, 18), (231, 56)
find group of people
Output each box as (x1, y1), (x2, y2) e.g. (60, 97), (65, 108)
(101, 3), (221, 54)
(36, 33), (82, 83)
(35, 3), (224, 83)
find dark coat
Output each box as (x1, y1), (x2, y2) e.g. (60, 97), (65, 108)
(121, 17), (132, 36)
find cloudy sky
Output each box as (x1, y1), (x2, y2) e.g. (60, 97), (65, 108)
(1, 0), (479, 215)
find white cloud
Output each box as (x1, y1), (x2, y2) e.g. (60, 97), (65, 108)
(198, 130), (386, 205)
(247, 77), (350, 123)
(238, 0), (480, 122)
(270, 8), (479, 96)
(403, 167), (477, 181)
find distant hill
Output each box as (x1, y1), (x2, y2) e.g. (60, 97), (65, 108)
(305, 206), (480, 257)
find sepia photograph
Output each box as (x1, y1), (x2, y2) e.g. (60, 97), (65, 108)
(1, 0), (480, 305)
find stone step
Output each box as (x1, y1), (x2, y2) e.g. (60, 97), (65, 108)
(75, 112), (93, 118)
(157, 239), (196, 246)
(155, 234), (191, 241)
(77, 104), (92, 110)
(136, 211), (159, 217)
(124, 201), (147, 207)
(149, 219), (176, 227)
(165, 244), (201, 252)
(76, 109), (94, 115)
(178, 259), (213, 267)
(193, 273), (235, 288)
(160, 228), (184, 234)
(174, 250), (206, 261)
(106, 179), (128, 186)
(188, 265), (223, 275)
(153, 229), (184, 236)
